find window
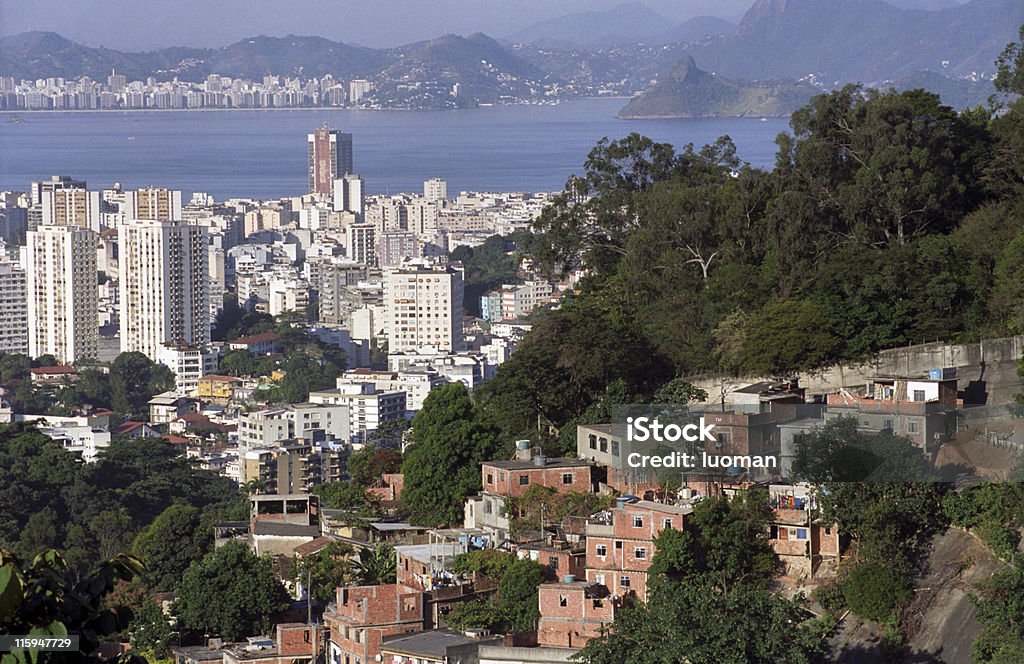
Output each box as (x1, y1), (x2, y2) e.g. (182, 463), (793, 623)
(484, 501), (492, 515)
(559, 595), (568, 607)
(663, 518), (673, 529)
(549, 557), (559, 570)
(620, 576), (631, 588)
(599, 438), (608, 453)
(589, 434), (597, 450)
(796, 528), (808, 540)
(825, 527), (832, 535)
(593, 599), (604, 608)
(632, 516), (643, 528)
(562, 473), (573, 485)
(594, 573), (606, 585)
(499, 472), (505, 481)
(611, 441), (620, 457)
(486, 473), (493, 484)
(519, 475), (530, 486)
(913, 390), (926, 402)
(595, 544), (607, 557)
(634, 547), (647, 559)
(907, 420), (919, 434)
(883, 419), (893, 430)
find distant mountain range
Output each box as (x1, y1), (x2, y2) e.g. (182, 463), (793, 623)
(618, 56), (816, 118)
(509, 3), (735, 48)
(1, 0), (1015, 114)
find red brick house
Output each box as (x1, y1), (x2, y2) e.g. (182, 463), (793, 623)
(537, 581), (617, 649)
(583, 500), (691, 601)
(481, 457), (597, 499)
(324, 584), (425, 664)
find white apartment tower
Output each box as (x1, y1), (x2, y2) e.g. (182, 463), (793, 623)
(424, 178), (447, 203)
(383, 260), (464, 353)
(332, 173), (364, 217)
(0, 258), (28, 355)
(119, 219), (209, 360)
(25, 226), (99, 362)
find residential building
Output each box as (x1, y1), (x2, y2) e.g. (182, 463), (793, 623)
(481, 281), (555, 322)
(228, 331), (281, 355)
(29, 365), (78, 384)
(220, 624), (326, 664)
(25, 225), (99, 363)
(480, 457), (597, 499)
(39, 188), (101, 231)
(247, 493), (322, 557)
(332, 173), (364, 216)
(308, 383), (406, 444)
(239, 403), (350, 449)
(383, 260), (464, 354)
(30, 175), (86, 207)
(325, 584), (424, 664)
(317, 261), (372, 324)
(768, 484), (840, 579)
(241, 441), (322, 494)
(308, 126), (353, 198)
(155, 342), (218, 394)
(123, 187), (182, 221)
(377, 231), (419, 268)
(824, 375), (959, 451)
(423, 178), (447, 203)
(148, 391), (199, 424)
(346, 223), (376, 266)
(379, 630), (502, 664)
(537, 581), (617, 649)
(25, 414), (112, 463)
(0, 258), (28, 354)
(337, 368), (447, 413)
(119, 218), (209, 361)
(197, 374), (244, 401)
(583, 499), (692, 601)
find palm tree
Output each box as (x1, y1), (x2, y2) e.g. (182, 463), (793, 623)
(352, 543), (396, 585)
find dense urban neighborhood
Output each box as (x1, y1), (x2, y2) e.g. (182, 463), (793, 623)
(1, 13), (1024, 664)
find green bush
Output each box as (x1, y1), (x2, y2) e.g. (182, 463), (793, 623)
(813, 582), (847, 615)
(842, 561), (912, 623)
(975, 522), (1020, 561)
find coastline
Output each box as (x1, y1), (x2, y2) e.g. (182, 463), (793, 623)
(1, 97), (617, 115)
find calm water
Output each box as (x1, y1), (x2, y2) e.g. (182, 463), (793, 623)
(0, 99), (789, 200)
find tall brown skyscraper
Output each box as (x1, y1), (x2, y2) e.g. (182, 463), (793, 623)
(307, 125), (353, 197)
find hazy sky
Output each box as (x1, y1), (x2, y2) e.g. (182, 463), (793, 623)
(0, 0), (757, 50)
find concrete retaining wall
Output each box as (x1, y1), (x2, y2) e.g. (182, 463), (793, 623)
(685, 336), (1024, 406)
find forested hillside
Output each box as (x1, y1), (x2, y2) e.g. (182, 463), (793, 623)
(478, 31), (1024, 454)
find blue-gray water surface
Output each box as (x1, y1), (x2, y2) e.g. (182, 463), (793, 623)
(0, 98), (789, 200)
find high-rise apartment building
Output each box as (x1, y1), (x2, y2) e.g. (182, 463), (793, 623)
(424, 178), (447, 203)
(332, 173), (364, 216)
(123, 188), (182, 221)
(119, 219), (209, 360)
(25, 226), (99, 363)
(378, 231), (419, 268)
(308, 126), (353, 197)
(0, 258), (28, 355)
(31, 175), (87, 207)
(383, 260), (464, 353)
(346, 223), (376, 266)
(38, 189), (101, 232)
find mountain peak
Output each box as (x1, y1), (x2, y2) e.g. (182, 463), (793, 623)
(670, 56), (704, 84)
